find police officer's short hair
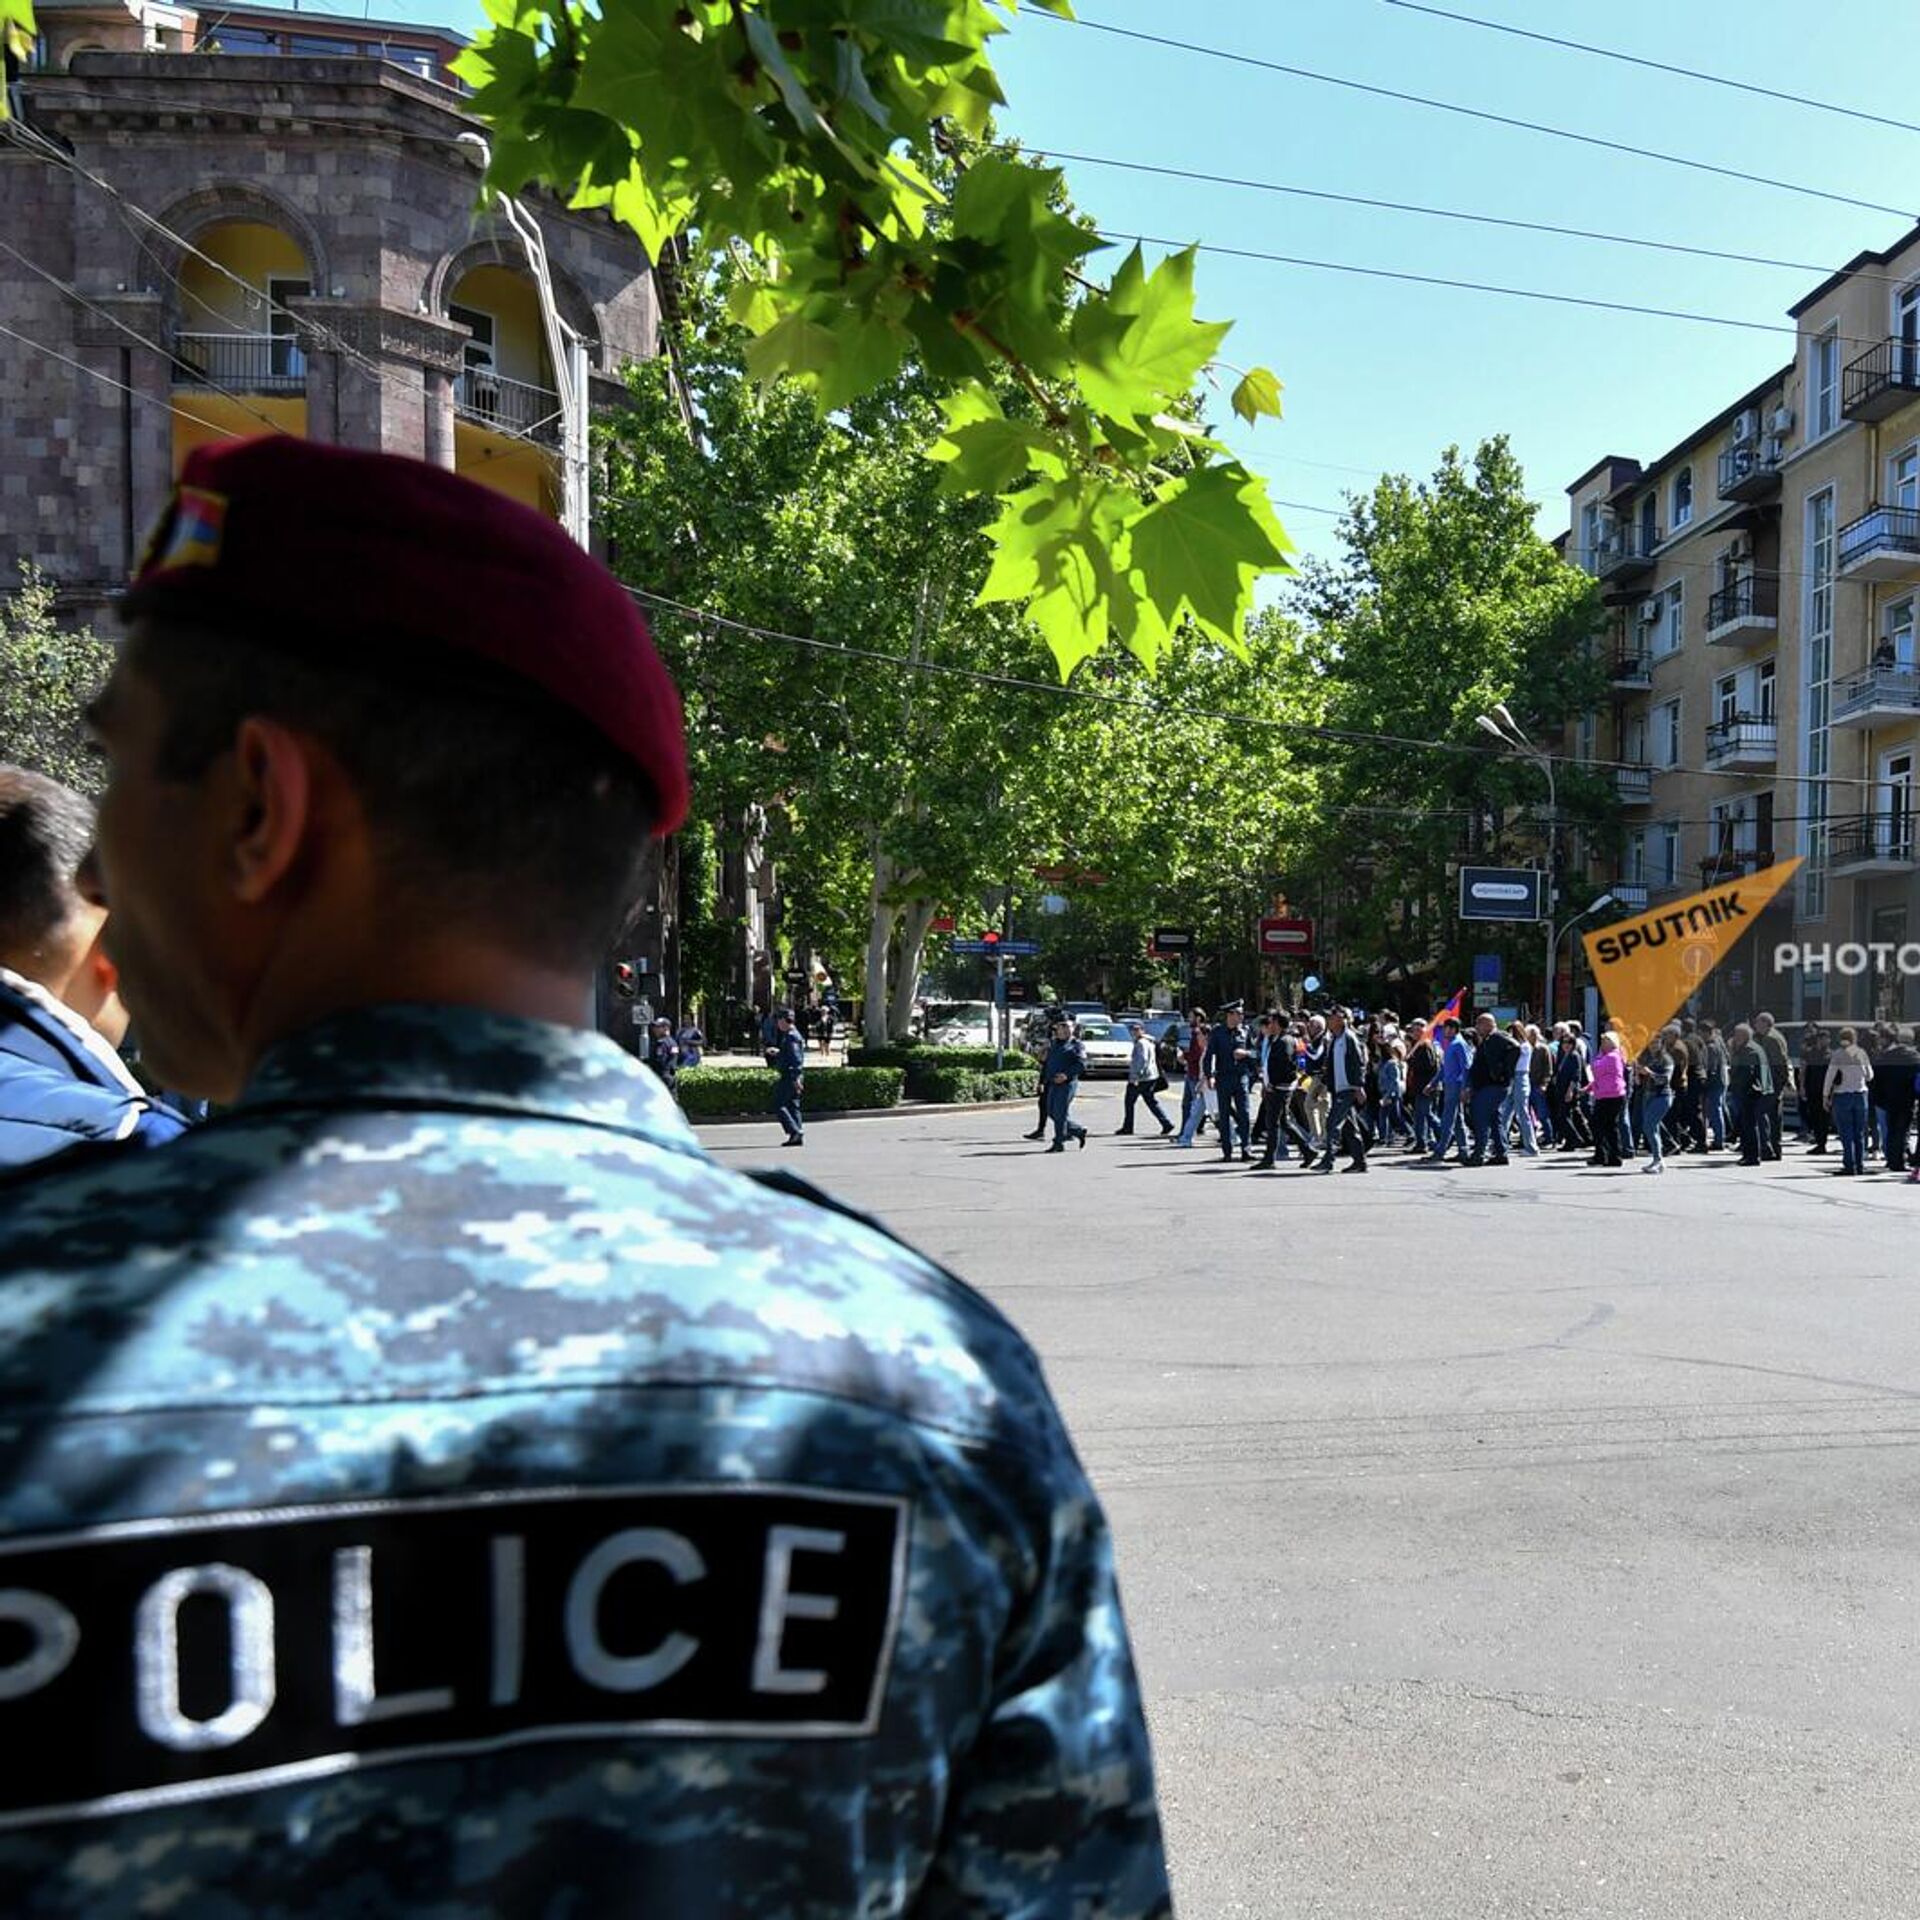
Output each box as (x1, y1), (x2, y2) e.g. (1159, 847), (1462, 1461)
(0, 767), (94, 964)
(129, 621), (655, 966)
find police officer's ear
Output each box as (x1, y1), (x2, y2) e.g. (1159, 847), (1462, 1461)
(225, 715), (329, 907)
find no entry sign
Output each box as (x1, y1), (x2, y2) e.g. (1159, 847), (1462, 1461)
(1258, 917), (1315, 958)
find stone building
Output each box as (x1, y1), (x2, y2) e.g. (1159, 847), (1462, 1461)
(0, 3), (754, 1035)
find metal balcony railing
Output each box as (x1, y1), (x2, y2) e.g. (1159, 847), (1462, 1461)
(1705, 572), (1780, 631)
(454, 368), (561, 444)
(1614, 764), (1653, 803)
(1837, 505), (1920, 575)
(1698, 849), (1773, 884)
(1842, 338), (1920, 421)
(171, 330), (306, 393)
(1717, 440), (1783, 500)
(1828, 812), (1918, 868)
(1594, 523), (1661, 580)
(1608, 649), (1652, 687)
(1704, 716), (1778, 765)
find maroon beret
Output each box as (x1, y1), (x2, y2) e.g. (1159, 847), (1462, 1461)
(121, 437), (688, 833)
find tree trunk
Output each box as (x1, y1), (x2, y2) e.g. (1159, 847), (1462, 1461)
(888, 897), (939, 1041)
(863, 848), (899, 1048)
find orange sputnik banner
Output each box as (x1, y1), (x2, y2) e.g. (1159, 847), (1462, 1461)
(1580, 858), (1801, 1054)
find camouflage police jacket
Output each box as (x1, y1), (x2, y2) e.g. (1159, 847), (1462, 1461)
(0, 1004), (1171, 1919)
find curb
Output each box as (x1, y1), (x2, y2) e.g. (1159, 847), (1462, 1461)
(691, 1097), (1033, 1127)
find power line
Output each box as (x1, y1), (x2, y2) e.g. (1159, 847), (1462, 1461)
(1033, 11), (1917, 222)
(1046, 146), (1920, 289)
(1125, 231), (1837, 342)
(0, 315), (245, 443)
(0, 235), (291, 440)
(1380, 1), (1920, 138)
(627, 582), (1858, 788)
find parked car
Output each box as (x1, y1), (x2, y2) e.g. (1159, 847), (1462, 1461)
(923, 1000), (995, 1047)
(1062, 1000), (1110, 1024)
(1071, 1017), (1134, 1077)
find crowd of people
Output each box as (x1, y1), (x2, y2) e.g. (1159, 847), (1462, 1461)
(1018, 1000), (1920, 1181)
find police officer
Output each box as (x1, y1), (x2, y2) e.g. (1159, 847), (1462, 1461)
(645, 1015), (681, 1095)
(1040, 1012), (1089, 1152)
(1204, 999), (1254, 1161)
(0, 441), (1169, 1918)
(1025, 1003), (1066, 1139)
(768, 1005), (807, 1146)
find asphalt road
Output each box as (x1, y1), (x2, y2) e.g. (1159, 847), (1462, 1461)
(700, 1080), (1920, 1919)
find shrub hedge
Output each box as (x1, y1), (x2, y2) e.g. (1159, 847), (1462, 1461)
(847, 1044), (1028, 1094)
(914, 1067), (1038, 1105)
(676, 1065), (904, 1117)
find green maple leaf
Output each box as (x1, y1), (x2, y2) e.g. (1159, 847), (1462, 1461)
(1128, 462), (1295, 638)
(1230, 367), (1284, 426)
(1071, 245), (1231, 426)
(744, 311), (843, 387)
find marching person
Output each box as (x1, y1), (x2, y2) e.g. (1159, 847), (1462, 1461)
(0, 768), (188, 1168)
(1424, 1016), (1473, 1164)
(1465, 1012), (1520, 1167)
(1727, 1019), (1773, 1165)
(1824, 1026), (1874, 1176)
(1205, 1000), (1254, 1162)
(0, 439), (1170, 1915)
(1752, 1010), (1791, 1161)
(1404, 1016), (1440, 1154)
(1042, 1012), (1090, 1152)
(1315, 1006), (1370, 1173)
(768, 1004), (807, 1146)
(1254, 1010), (1314, 1170)
(1588, 1032), (1630, 1167)
(1118, 1020), (1175, 1136)
(1025, 1003), (1065, 1140)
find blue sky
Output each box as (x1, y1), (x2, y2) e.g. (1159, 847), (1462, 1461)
(327, 0), (1916, 565)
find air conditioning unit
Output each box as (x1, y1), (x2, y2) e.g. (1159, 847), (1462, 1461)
(1768, 407), (1794, 435)
(1761, 434), (1785, 464)
(1731, 408), (1758, 444)
(1729, 533), (1752, 561)
(1638, 598), (1662, 625)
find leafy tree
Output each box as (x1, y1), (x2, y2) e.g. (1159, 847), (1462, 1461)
(1288, 439), (1609, 998)
(0, 564), (113, 794)
(455, 0), (1291, 677)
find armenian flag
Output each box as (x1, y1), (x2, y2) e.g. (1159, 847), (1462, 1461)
(149, 485), (228, 576)
(1429, 985), (1466, 1028)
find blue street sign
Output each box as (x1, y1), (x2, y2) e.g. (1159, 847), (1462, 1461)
(949, 938), (994, 954)
(995, 940), (1041, 956)
(952, 937), (1040, 957)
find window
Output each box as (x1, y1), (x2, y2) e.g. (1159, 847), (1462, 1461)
(1657, 823), (1681, 887)
(267, 276), (310, 381)
(1803, 487), (1836, 917)
(1886, 597), (1916, 668)
(1577, 712), (1597, 763)
(1651, 581), (1684, 658)
(1626, 829), (1647, 884)
(1892, 444), (1919, 512)
(1715, 673), (1739, 726)
(1581, 502), (1602, 572)
(1756, 791), (1775, 862)
(1810, 326), (1840, 438)
(1637, 494), (1657, 549)
(1757, 658), (1777, 719)
(1655, 697), (1682, 769)
(1672, 467), (1694, 529)
(450, 303), (496, 374)
(1623, 713), (1647, 766)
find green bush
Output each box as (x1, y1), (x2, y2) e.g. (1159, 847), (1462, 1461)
(915, 1067), (1040, 1104)
(848, 1045), (1023, 1094)
(677, 1066), (904, 1117)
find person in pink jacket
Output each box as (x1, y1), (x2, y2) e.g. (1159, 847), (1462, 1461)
(1589, 1032), (1630, 1168)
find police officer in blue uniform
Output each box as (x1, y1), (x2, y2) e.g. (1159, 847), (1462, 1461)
(768, 1005), (807, 1145)
(0, 441), (1170, 1920)
(1040, 1012), (1089, 1152)
(1204, 999), (1254, 1161)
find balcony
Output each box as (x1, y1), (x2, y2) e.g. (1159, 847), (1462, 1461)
(1717, 440), (1784, 503)
(1698, 849), (1774, 886)
(454, 368), (561, 445)
(1705, 572), (1780, 647)
(171, 330), (306, 394)
(1842, 339), (1920, 423)
(1831, 663), (1920, 730)
(1704, 715), (1778, 771)
(1837, 506), (1920, 582)
(1829, 812), (1917, 875)
(1614, 764), (1653, 806)
(1608, 649), (1652, 690)
(1594, 523), (1661, 585)
(1607, 880), (1650, 912)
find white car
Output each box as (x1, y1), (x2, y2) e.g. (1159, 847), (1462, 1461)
(923, 1000), (996, 1048)
(1071, 1018), (1134, 1077)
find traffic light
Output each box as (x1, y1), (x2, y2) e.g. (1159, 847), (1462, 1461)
(612, 962), (639, 999)
(982, 930), (1001, 950)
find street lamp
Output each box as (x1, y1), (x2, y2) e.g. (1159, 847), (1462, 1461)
(1547, 891), (1615, 1034)
(1476, 707), (1560, 1022)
